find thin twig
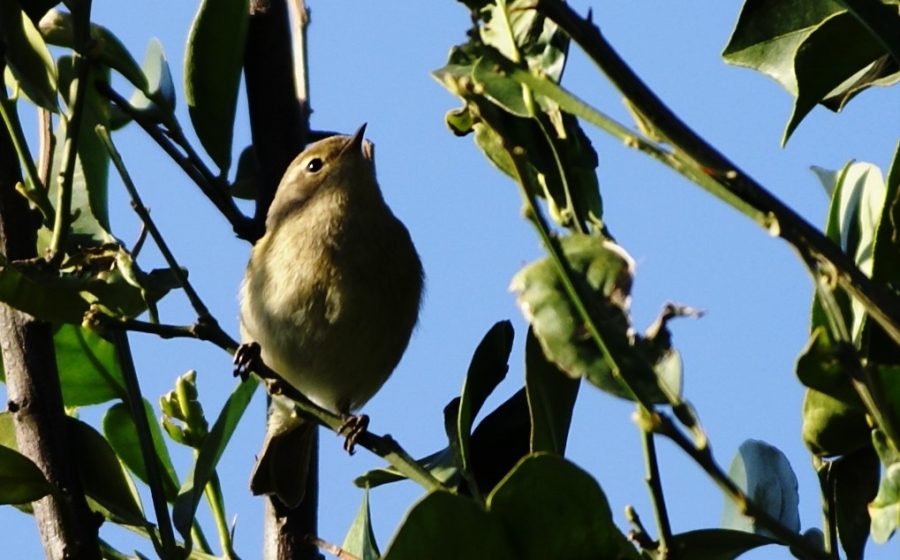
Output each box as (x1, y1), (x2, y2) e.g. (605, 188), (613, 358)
(49, 50), (92, 265)
(38, 108), (53, 190)
(641, 430), (672, 558)
(94, 82), (255, 241)
(96, 125), (214, 322)
(85, 311), (448, 495)
(112, 330), (179, 558)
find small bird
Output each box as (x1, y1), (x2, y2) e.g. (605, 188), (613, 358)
(238, 125), (424, 508)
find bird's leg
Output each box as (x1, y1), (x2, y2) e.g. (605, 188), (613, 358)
(338, 414), (370, 455)
(232, 342), (261, 382)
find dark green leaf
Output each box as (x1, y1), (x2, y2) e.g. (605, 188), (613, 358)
(669, 528), (778, 560)
(796, 326), (862, 407)
(830, 446), (879, 559)
(469, 389), (530, 495)
(525, 327), (578, 455)
(487, 454), (641, 560)
(870, 428), (900, 543)
(722, 439), (800, 537)
(0, 0), (58, 111)
(802, 388), (870, 456)
(230, 145), (259, 200)
(184, 0), (249, 172)
(833, 0), (900, 64)
(444, 320), (514, 499)
(785, 11), (888, 143)
(723, 0), (845, 96)
(55, 323), (125, 406)
(172, 376), (259, 540)
(382, 491), (515, 560)
(103, 401), (180, 503)
(342, 489), (380, 560)
(67, 416), (145, 526)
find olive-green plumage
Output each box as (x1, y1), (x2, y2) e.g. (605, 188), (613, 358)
(240, 125), (423, 507)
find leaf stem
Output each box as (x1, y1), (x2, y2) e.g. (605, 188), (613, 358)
(0, 94), (54, 221)
(640, 429), (672, 557)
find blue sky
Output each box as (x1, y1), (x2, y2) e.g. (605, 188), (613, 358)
(3, 1), (899, 558)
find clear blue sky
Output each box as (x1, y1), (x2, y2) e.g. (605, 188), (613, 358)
(3, 1), (899, 558)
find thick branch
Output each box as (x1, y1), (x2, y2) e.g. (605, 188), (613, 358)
(0, 55), (100, 560)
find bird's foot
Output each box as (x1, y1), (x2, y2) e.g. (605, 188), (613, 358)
(338, 414), (369, 455)
(233, 342), (261, 382)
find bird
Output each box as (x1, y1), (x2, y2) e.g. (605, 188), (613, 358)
(237, 124), (424, 508)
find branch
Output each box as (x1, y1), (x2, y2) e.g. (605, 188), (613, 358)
(0, 48), (101, 560)
(535, 0), (900, 351)
(94, 82), (256, 241)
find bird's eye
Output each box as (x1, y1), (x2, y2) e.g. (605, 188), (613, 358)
(306, 158), (323, 173)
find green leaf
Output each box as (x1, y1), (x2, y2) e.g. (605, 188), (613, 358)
(524, 327), (578, 455)
(668, 528), (779, 560)
(230, 145), (259, 200)
(55, 323), (126, 406)
(784, 11), (890, 144)
(0, 0), (58, 112)
(39, 9), (148, 95)
(469, 389), (531, 495)
(354, 447), (459, 490)
(67, 416), (145, 526)
(870, 428), (900, 543)
(383, 491), (515, 560)
(722, 440), (800, 537)
(723, 0), (845, 96)
(829, 446), (879, 559)
(444, 320), (514, 499)
(795, 326), (861, 408)
(834, 0), (900, 64)
(487, 454), (641, 560)
(129, 38), (176, 122)
(342, 489), (380, 560)
(184, 0), (249, 172)
(103, 401), (180, 503)
(510, 234), (666, 402)
(172, 376), (259, 541)
(810, 161), (885, 344)
(160, 370), (208, 448)
(802, 388), (870, 456)
(0, 444), (54, 504)
(0, 415), (55, 505)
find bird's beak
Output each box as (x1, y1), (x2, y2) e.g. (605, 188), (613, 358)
(344, 123), (367, 155)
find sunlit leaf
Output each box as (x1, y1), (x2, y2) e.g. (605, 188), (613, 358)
(869, 428), (900, 543)
(342, 489), (380, 560)
(55, 324), (125, 406)
(103, 401), (180, 503)
(172, 377), (259, 540)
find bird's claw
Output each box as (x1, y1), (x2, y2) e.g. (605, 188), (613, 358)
(338, 414), (369, 455)
(233, 342), (261, 382)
